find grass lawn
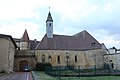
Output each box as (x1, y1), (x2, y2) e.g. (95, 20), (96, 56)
(34, 71), (120, 80)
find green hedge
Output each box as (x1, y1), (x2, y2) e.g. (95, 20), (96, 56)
(104, 63), (110, 69)
(36, 62), (52, 71)
(0, 70), (5, 73)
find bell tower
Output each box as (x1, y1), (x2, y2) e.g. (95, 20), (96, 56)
(46, 11), (53, 38)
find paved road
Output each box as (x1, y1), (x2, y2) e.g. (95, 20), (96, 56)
(1, 72), (33, 80)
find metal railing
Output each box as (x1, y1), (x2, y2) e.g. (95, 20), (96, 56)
(45, 66), (120, 77)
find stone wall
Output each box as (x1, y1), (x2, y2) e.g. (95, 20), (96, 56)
(0, 38), (9, 73)
(104, 54), (120, 70)
(14, 50), (35, 71)
(36, 49), (106, 69)
(20, 42), (30, 50)
(8, 38), (16, 72)
(0, 37), (16, 73)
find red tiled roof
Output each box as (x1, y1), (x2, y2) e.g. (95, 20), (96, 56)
(21, 29), (30, 42)
(36, 30), (102, 50)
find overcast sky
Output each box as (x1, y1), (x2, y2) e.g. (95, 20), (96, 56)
(0, 0), (120, 49)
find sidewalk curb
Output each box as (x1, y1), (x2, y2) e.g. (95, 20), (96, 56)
(0, 72), (14, 80)
(31, 71), (40, 80)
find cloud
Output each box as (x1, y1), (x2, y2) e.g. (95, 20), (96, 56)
(0, 0), (120, 48)
(0, 0), (49, 21)
(51, 0), (100, 20)
(0, 22), (41, 40)
(54, 0), (120, 48)
(0, 0), (49, 40)
(100, 37), (120, 48)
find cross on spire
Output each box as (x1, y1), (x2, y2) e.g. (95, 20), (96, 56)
(49, 6), (50, 12)
(46, 8), (53, 22)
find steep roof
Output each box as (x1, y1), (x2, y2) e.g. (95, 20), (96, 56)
(36, 30), (102, 50)
(0, 34), (17, 48)
(21, 29), (30, 42)
(30, 40), (40, 50)
(46, 12), (53, 22)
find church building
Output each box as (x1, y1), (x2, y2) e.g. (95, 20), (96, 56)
(35, 11), (107, 69)
(0, 11), (108, 73)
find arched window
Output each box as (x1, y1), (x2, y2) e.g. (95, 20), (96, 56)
(57, 55), (60, 64)
(48, 55), (52, 63)
(75, 55), (77, 62)
(110, 60), (114, 68)
(111, 63), (114, 68)
(42, 54), (45, 63)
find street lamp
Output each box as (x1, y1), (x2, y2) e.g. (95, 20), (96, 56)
(66, 52), (69, 68)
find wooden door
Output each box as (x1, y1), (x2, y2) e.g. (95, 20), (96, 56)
(19, 60), (28, 71)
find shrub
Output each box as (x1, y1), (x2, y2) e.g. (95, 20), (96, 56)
(0, 70), (5, 73)
(36, 62), (52, 71)
(104, 63), (110, 69)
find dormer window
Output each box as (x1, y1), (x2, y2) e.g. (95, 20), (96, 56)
(91, 42), (96, 46)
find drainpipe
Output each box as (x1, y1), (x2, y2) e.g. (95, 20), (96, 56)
(7, 38), (10, 73)
(33, 48), (36, 69)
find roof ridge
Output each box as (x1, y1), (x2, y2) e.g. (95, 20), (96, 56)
(73, 30), (87, 36)
(53, 34), (73, 37)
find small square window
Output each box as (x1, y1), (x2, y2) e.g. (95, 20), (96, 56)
(49, 23), (51, 26)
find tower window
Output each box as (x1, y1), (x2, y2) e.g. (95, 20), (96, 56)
(75, 55), (77, 62)
(49, 23), (51, 26)
(57, 55), (60, 64)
